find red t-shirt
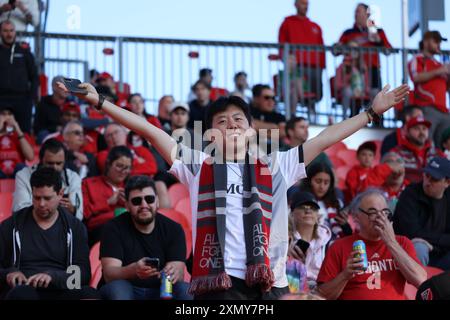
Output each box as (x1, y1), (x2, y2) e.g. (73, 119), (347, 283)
(409, 54), (449, 113)
(0, 132), (32, 176)
(317, 234), (421, 300)
(278, 15), (326, 68)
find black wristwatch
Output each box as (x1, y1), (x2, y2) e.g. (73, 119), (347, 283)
(95, 94), (106, 111)
(365, 106), (382, 124)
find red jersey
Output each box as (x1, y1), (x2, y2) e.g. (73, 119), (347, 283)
(345, 164), (392, 200)
(317, 234), (421, 300)
(278, 15), (326, 68)
(0, 132), (32, 176)
(96, 145), (157, 177)
(82, 175), (125, 231)
(409, 54), (449, 113)
(339, 24), (392, 68)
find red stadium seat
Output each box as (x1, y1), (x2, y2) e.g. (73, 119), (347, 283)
(0, 179), (15, 193)
(89, 242), (101, 278)
(90, 265), (103, 289)
(336, 149), (358, 166)
(404, 266), (444, 300)
(324, 142), (347, 158)
(0, 193), (13, 223)
(372, 139), (383, 165)
(335, 165), (353, 190)
(329, 155), (347, 168)
(174, 197), (192, 222)
(168, 183), (190, 207)
(159, 208), (192, 259)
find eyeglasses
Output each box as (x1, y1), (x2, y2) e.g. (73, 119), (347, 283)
(263, 95), (276, 101)
(130, 195), (155, 206)
(359, 207), (393, 221)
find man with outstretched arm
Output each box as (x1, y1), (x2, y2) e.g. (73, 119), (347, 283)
(58, 81), (409, 300)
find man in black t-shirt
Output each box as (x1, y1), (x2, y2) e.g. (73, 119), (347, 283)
(0, 167), (98, 300)
(99, 175), (192, 300)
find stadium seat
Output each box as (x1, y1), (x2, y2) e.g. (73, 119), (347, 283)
(168, 183), (190, 208)
(324, 142), (347, 158)
(90, 264), (103, 289)
(336, 149), (358, 166)
(404, 266), (444, 300)
(335, 165), (353, 190)
(0, 179), (15, 193)
(174, 197), (192, 221)
(159, 208), (192, 258)
(329, 155), (347, 168)
(0, 193), (13, 223)
(372, 139), (383, 164)
(89, 242), (101, 278)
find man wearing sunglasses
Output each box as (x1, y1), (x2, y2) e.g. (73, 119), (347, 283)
(99, 175), (191, 300)
(317, 189), (426, 300)
(394, 157), (450, 271)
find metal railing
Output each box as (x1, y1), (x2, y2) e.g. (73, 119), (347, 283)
(18, 31), (450, 128)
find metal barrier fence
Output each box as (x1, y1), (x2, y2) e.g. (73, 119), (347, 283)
(19, 31), (450, 128)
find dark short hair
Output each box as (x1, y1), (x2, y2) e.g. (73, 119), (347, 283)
(234, 71), (247, 81)
(205, 96), (252, 130)
(400, 105), (422, 123)
(39, 139), (66, 161)
(199, 68), (212, 78)
(252, 84), (272, 98)
(128, 93), (143, 103)
(105, 146), (133, 174)
(192, 79), (211, 91)
(357, 3), (369, 11)
(30, 167), (63, 193)
(285, 117), (307, 138)
(125, 175), (157, 200)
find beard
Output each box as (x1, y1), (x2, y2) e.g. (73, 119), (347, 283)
(132, 209), (155, 226)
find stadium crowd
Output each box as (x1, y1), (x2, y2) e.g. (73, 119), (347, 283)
(0, 0), (450, 301)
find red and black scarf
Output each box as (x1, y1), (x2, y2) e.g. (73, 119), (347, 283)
(189, 155), (274, 296)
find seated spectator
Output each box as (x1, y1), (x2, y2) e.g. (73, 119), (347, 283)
(287, 192), (332, 290)
(282, 116), (332, 168)
(0, 167), (98, 300)
(99, 176), (192, 300)
(390, 116), (444, 183)
(188, 80), (212, 131)
(168, 102), (194, 148)
(0, 105), (34, 178)
(13, 138), (83, 220)
(251, 84), (286, 139)
(82, 146), (133, 246)
(317, 189), (426, 300)
(62, 121), (98, 179)
(295, 162), (351, 241)
(95, 72), (129, 107)
(33, 75), (69, 143)
(230, 71), (252, 104)
(394, 157), (450, 270)
(381, 105), (424, 156)
(0, 0), (40, 32)
(336, 3), (392, 92)
(157, 95), (175, 131)
(128, 93), (162, 129)
(335, 42), (374, 118)
(188, 68), (228, 103)
(409, 31), (450, 147)
(346, 141), (403, 200)
(441, 127), (450, 160)
(357, 152), (409, 211)
(278, 0), (325, 107)
(96, 123), (157, 177)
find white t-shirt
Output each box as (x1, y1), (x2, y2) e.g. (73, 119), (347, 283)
(169, 145), (307, 287)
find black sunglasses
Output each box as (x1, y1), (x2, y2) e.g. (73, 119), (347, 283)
(130, 195), (155, 206)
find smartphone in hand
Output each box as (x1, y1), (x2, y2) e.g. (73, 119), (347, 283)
(296, 239), (310, 255)
(62, 78), (88, 95)
(143, 257), (160, 270)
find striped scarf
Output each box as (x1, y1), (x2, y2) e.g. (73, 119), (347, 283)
(189, 155), (274, 296)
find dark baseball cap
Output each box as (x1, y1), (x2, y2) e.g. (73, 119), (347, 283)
(423, 157), (450, 180)
(423, 31), (448, 43)
(416, 271), (450, 300)
(290, 192), (320, 211)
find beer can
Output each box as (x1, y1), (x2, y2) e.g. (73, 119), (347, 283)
(160, 272), (173, 300)
(352, 240), (368, 271)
